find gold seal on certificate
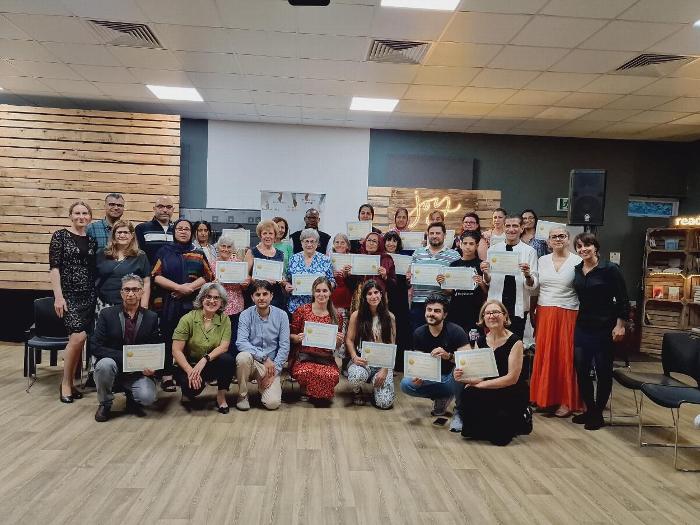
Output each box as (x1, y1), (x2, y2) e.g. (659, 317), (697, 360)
(347, 221), (372, 240)
(292, 273), (323, 296)
(351, 254), (380, 275)
(410, 264), (442, 285)
(361, 341), (396, 368)
(302, 321), (337, 350)
(331, 253), (352, 271)
(252, 258), (284, 281)
(215, 261), (248, 284)
(441, 267), (476, 290)
(535, 220), (567, 240)
(221, 228), (251, 249)
(123, 343), (165, 373)
(488, 252), (520, 275)
(399, 231), (424, 250)
(403, 351), (442, 382)
(390, 253), (412, 276)
(454, 348), (499, 379)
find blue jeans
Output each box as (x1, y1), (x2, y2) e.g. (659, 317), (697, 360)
(409, 302), (426, 335)
(400, 372), (464, 408)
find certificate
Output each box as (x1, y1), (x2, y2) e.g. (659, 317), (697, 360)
(302, 321), (337, 350)
(292, 273), (323, 296)
(488, 252), (520, 275)
(410, 264), (442, 286)
(351, 254), (380, 275)
(535, 220), (567, 241)
(390, 253), (412, 276)
(221, 228), (251, 249)
(454, 348), (499, 379)
(400, 231), (424, 250)
(252, 258), (284, 281)
(441, 266), (476, 290)
(347, 221), (372, 240)
(331, 253), (352, 271)
(361, 341), (396, 368)
(404, 351), (442, 382)
(215, 261), (248, 284)
(123, 343), (165, 373)
(445, 229), (455, 242)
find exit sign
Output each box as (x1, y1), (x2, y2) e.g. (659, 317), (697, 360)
(556, 197), (569, 212)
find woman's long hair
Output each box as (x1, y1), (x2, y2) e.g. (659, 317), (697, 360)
(312, 276), (338, 325)
(103, 220), (140, 259)
(354, 280), (393, 345)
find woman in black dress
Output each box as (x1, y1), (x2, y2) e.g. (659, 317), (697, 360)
(455, 299), (531, 446)
(50, 200), (98, 403)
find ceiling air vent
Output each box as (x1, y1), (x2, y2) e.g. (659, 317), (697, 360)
(88, 20), (163, 49)
(367, 39), (430, 65)
(613, 53), (697, 77)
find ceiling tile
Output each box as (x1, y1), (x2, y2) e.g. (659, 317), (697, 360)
(555, 119), (610, 133)
(0, 1), (71, 15)
(299, 59), (359, 81)
(198, 88), (253, 103)
(536, 107), (592, 119)
(215, 0), (297, 32)
(207, 101), (257, 115)
(442, 12), (529, 44)
(619, 0), (700, 24)
(580, 108), (641, 121)
(442, 101), (497, 116)
(154, 24), (232, 53)
(396, 100), (448, 114)
(429, 118), (479, 132)
(655, 97), (700, 112)
(541, 0), (637, 19)
(403, 84), (461, 101)
(8, 60), (83, 80)
(238, 55), (298, 78)
(668, 114), (700, 126)
(604, 95), (674, 110)
(0, 75), (54, 93)
(425, 43), (502, 67)
(247, 76), (302, 93)
(526, 72), (599, 92)
(70, 64), (138, 83)
(301, 108), (347, 120)
(505, 90), (568, 105)
(37, 78), (103, 96)
(625, 111), (689, 124)
(188, 71), (250, 90)
(469, 118), (523, 133)
(512, 16), (606, 48)
(580, 21), (682, 52)
(174, 51), (240, 74)
(550, 49), (635, 73)
(296, 4), (373, 37)
(388, 115), (435, 129)
(650, 27), (700, 56)
(4, 14), (100, 44)
(511, 118), (568, 131)
(413, 66), (481, 86)
(634, 77), (700, 97)
(128, 68), (193, 85)
(231, 30), (298, 58)
(1, 39), (57, 61)
(61, 0), (148, 22)
(553, 92), (622, 108)
(96, 83), (156, 99)
(372, 9), (452, 41)
(300, 78), (352, 96)
(0, 14), (29, 39)
(455, 87), (516, 103)
(135, 0), (222, 27)
(0, 59), (21, 76)
(109, 46), (181, 69)
(469, 68), (539, 88)
(257, 105), (301, 119)
(19, 94), (79, 107)
(488, 46), (569, 71)
(354, 63), (419, 84)
(458, 0), (548, 14)
(300, 94), (349, 109)
(580, 74), (657, 94)
(297, 34), (369, 61)
(488, 104), (547, 117)
(252, 91), (301, 107)
(352, 82), (408, 99)
(669, 59), (700, 80)
(599, 121), (656, 134)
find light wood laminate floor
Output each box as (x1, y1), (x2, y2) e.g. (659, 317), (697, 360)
(1, 343), (699, 525)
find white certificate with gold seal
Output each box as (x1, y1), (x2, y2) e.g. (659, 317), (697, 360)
(441, 266), (476, 290)
(252, 258), (284, 281)
(454, 348), (499, 380)
(351, 254), (380, 275)
(347, 221), (372, 240)
(292, 273), (323, 296)
(123, 343), (165, 373)
(361, 341), (397, 368)
(488, 252), (520, 275)
(221, 228), (251, 249)
(331, 253), (352, 271)
(535, 220), (567, 241)
(302, 321), (337, 350)
(400, 231), (424, 250)
(215, 261), (248, 284)
(410, 263), (442, 285)
(403, 351), (442, 382)
(390, 253), (412, 276)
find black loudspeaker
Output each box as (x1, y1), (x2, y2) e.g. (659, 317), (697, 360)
(568, 169), (607, 226)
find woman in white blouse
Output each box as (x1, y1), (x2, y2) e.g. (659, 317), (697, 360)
(529, 227), (583, 418)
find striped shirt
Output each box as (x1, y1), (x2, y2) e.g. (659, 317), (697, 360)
(410, 245), (460, 303)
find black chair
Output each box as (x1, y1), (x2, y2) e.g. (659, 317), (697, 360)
(639, 333), (700, 471)
(24, 297), (68, 391)
(611, 332), (692, 432)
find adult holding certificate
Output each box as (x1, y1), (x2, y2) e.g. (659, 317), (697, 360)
(383, 231), (411, 371)
(520, 209), (550, 258)
(212, 233), (248, 354)
(329, 233), (353, 360)
(346, 281), (396, 409)
(454, 300), (531, 446)
(350, 203), (382, 253)
(347, 232), (396, 310)
(289, 277), (344, 404)
(90, 274), (161, 422)
(285, 229), (335, 314)
(399, 295), (470, 432)
(245, 220), (289, 312)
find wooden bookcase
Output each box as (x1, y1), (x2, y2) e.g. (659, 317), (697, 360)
(640, 227), (700, 355)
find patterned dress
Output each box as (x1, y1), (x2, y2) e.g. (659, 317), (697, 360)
(286, 252), (335, 314)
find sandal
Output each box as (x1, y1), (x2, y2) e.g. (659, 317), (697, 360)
(161, 379), (177, 392)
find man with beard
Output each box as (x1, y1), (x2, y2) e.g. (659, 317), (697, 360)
(290, 208), (331, 254)
(399, 294), (469, 431)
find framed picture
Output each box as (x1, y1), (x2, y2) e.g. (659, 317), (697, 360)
(628, 197), (679, 218)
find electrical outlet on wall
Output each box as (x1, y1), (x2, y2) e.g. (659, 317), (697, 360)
(610, 252), (621, 264)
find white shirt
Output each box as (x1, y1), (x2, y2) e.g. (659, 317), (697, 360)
(537, 252), (582, 310)
(487, 241), (538, 317)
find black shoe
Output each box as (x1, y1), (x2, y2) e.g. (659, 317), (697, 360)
(572, 412), (589, 424)
(217, 405), (230, 414)
(71, 388), (84, 400)
(584, 411), (605, 431)
(125, 397), (146, 417)
(95, 405), (111, 422)
(59, 385), (73, 404)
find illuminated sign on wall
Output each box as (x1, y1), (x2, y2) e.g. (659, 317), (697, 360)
(408, 191), (462, 228)
(673, 215), (700, 227)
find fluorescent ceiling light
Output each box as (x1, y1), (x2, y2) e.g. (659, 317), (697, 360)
(694, 19), (700, 28)
(350, 97), (399, 112)
(381, 0), (460, 10)
(146, 85), (203, 101)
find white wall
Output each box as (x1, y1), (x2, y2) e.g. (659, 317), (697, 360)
(207, 121), (370, 236)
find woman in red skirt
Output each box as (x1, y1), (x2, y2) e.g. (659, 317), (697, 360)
(530, 227), (583, 417)
(289, 276), (344, 404)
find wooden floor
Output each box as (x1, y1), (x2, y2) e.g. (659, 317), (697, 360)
(1, 343), (699, 525)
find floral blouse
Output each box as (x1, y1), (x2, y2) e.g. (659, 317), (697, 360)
(290, 303), (343, 365)
(49, 228), (97, 293)
(286, 251), (335, 314)
(211, 259), (245, 316)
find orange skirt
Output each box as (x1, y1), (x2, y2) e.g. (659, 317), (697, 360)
(530, 306), (583, 411)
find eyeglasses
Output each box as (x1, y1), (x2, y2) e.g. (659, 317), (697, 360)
(463, 220), (477, 224)
(204, 295), (221, 302)
(549, 234), (568, 240)
(302, 239), (317, 244)
(155, 204), (174, 210)
(121, 287), (143, 294)
(107, 203), (125, 208)
(365, 238), (378, 243)
(175, 227), (191, 232)
(484, 310), (503, 317)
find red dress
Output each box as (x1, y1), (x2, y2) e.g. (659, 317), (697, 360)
(290, 303), (343, 399)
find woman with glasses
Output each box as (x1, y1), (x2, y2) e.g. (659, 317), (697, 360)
(286, 228), (335, 314)
(211, 233), (247, 354)
(172, 283), (234, 413)
(193, 220), (217, 267)
(245, 220), (289, 312)
(455, 299), (531, 446)
(453, 212), (488, 260)
(152, 218), (213, 392)
(347, 231), (396, 303)
(96, 220), (151, 313)
(520, 209), (549, 258)
(529, 227), (583, 418)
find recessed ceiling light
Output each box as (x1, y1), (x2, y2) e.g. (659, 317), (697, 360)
(146, 85), (203, 101)
(381, 0), (460, 11)
(694, 19), (700, 28)
(350, 97), (399, 112)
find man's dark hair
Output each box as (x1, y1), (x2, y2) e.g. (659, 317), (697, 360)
(459, 231), (481, 244)
(505, 214), (523, 225)
(249, 279), (274, 296)
(427, 221), (446, 233)
(425, 293), (449, 313)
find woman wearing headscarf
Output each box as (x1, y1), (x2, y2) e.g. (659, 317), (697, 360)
(347, 231), (396, 313)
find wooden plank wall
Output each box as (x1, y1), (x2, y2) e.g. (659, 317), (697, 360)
(0, 104), (180, 291)
(367, 186), (501, 232)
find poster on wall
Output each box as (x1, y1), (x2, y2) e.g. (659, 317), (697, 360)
(260, 191), (327, 234)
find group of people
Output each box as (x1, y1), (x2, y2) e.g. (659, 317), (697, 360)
(48, 193), (629, 444)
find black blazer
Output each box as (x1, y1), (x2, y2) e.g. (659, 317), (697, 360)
(290, 229), (331, 254)
(91, 306), (161, 371)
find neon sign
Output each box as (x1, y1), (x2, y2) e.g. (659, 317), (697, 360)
(673, 215), (700, 227)
(407, 191), (462, 228)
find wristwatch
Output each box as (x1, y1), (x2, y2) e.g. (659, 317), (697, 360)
(203, 354), (211, 363)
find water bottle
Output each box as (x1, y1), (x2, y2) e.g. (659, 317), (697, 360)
(469, 329), (479, 349)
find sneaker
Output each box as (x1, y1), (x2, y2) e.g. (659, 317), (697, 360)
(125, 397), (146, 417)
(94, 404), (110, 423)
(584, 411), (605, 431)
(431, 396), (453, 416)
(572, 412), (589, 424)
(236, 395), (250, 411)
(449, 412), (463, 433)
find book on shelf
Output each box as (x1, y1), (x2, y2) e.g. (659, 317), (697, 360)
(668, 286), (680, 301)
